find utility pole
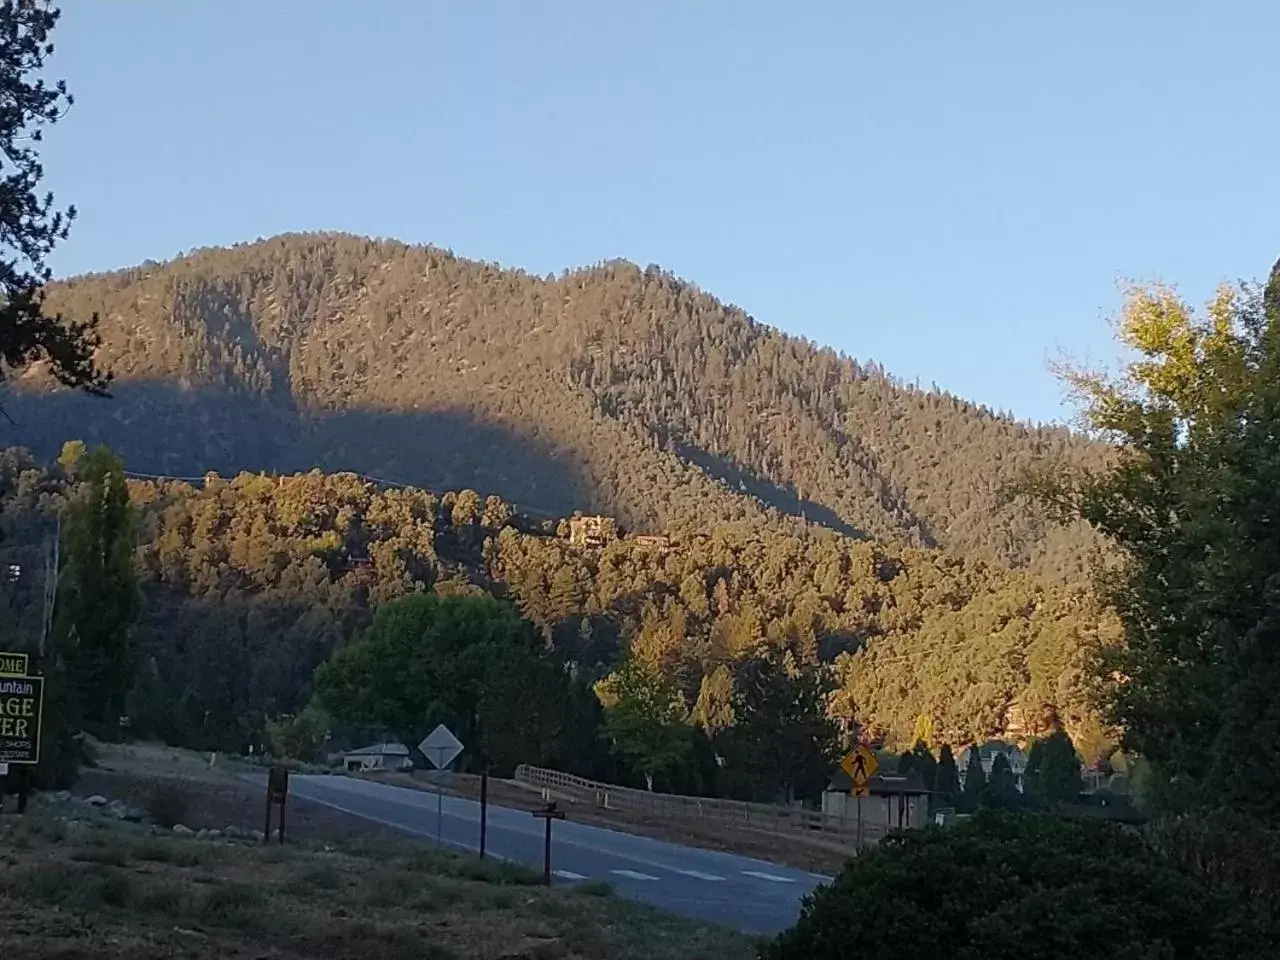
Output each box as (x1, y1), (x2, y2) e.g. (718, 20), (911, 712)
(39, 513), (59, 662)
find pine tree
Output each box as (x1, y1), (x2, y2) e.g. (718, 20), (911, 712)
(909, 741), (937, 798)
(960, 746), (985, 813)
(0, 2), (108, 396)
(981, 753), (1020, 811)
(1025, 729), (1082, 809)
(934, 743), (961, 809)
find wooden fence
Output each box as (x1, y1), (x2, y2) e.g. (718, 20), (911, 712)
(513, 764), (884, 847)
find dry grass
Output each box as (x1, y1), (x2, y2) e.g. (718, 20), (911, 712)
(0, 813), (754, 960)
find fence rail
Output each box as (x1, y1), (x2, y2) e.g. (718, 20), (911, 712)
(513, 764), (884, 847)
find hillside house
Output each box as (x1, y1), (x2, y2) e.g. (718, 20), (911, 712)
(959, 741), (1028, 792)
(568, 515), (617, 548)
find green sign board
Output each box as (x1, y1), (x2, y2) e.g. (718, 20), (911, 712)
(0, 674), (43, 765)
(0, 651), (29, 677)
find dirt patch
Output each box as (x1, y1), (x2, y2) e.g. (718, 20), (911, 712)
(71, 768), (410, 846)
(0, 810), (753, 960)
(379, 771), (853, 875)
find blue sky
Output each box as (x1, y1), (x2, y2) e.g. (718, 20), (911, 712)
(44, 2), (1279, 425)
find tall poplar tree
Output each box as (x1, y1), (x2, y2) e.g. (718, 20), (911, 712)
(53, 442), (138, 735)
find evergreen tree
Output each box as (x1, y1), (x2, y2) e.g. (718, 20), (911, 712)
(721, 644), (840, 803)
(0, 2), (107, 397)
(1025, 729), (1082, 809)
(960, 746), (985, 813)
(933, 743), (961, 809)
(908, 740), (937, 798)
(981, 753), (1020, 811)
(897, 748), (915, 777)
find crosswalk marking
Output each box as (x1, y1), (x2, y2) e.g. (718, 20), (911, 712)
(741, 870), (796, 883)
(611, 869), (660, 881)
(672, 869), (726, 881)
(554, 870), (588, 881)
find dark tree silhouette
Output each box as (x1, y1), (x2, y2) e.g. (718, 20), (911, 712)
(0, 2), (106, 397)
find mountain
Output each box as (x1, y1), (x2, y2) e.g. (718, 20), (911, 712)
(7, 232), (1101, 580)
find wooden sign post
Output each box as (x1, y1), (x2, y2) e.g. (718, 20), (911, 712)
(265, 765), (289, 844)
(531, 801), (566, 886)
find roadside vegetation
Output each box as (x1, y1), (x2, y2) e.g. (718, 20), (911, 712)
(0, 809), (753, 960)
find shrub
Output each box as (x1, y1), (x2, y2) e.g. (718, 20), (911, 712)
(761, 811), (1265, 960)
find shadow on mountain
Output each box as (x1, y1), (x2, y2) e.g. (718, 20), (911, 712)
(675, 442), (867, 540)
(2, 381), (592, 516)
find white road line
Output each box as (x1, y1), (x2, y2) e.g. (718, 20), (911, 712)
(554, 870), (588, 881)
(672, 869), (726, 881)
(741, 870), (796, 883)
(611, 869), (660, 881)
(284, 789), (501, 858)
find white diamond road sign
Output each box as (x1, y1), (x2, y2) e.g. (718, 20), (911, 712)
(418, 723), (464, 770)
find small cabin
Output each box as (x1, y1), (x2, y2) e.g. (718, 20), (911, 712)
(342, 742), (412, 773)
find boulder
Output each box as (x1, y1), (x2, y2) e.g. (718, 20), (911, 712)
(85, 795), (109, 807)
(172, 824), (195, 836)
(206, 829), (223, 840)
(196, 829), (209, 841)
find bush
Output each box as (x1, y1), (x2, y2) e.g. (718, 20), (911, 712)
(761, 812), (1266, 960)
(145, 783), (190, 828)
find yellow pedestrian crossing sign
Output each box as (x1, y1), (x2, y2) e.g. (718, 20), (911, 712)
(841, 745), (878, 799)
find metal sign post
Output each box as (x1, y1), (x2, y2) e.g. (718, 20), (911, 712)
(532, 801), (566, 885)
(418, 724), (464, 848)
(841, 745), (879, 852)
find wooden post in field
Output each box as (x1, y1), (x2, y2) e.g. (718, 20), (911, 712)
(532, 801), (566, 886)
(265, 765), (289, 844)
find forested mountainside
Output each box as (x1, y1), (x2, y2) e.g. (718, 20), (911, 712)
(7, 233), (1101, 581)
(0, 449), (1116, 759)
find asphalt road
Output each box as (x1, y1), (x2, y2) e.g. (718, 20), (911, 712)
(257, 773), (831, 934)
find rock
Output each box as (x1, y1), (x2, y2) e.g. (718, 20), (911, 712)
(105, 800), (132, 821)
(172, 824), (194, 836)
(250, 829), (265, 842)
(196, 829), (209, 841)
(206, 829), (222, 840)
(223, 826), (240, 839)
(85, 795), (108, 807)
(54, 791), (71, 803)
